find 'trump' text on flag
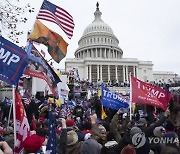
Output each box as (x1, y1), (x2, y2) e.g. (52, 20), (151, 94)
(101, 85), (129, 110)
(130, 75), (172, 110)
(0, 36), (29, 85)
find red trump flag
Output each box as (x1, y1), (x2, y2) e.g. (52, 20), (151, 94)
(130, 75), (172, 110)
(14, 90), (30, 153)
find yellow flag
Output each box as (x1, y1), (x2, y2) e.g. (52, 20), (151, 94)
(29, 20), (68, 63)
(98, 89), (102, 97)
(48, 97), (62, 106)
(101, 106), (107, 119)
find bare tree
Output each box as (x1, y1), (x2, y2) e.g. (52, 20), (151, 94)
(0, 0), (34, 43)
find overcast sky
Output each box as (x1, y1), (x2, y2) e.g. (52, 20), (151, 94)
(2, 0), (180, 75)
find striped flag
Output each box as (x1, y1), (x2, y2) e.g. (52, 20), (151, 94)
(22, 98), (31, 105)
(14, 90), (30, 153)
(37, 0), (75, 39)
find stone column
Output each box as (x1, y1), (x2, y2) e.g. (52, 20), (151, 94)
(100, 65), (102, 81)
(136, 66), (138, 78)
(133, 66), (136, 77)
(115, 65), (118, 82)
(96, 48), (98, 58)
(91, 49), (93, 58)
(108, 65), (110, 82)
(126, 66), (129, 83)
(97, 65), (99, 80)
(89, 65), (92, 82)
(109, 49), (111, 59)
(85, 65), (88, 80)
(123, 65), (126, 83)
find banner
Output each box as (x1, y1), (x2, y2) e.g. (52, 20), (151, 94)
(24, 43), (61, 96)
(0, 36), (28, 85)
(14, 90), (30, 153)
(101, 85), (129, 110)
(130, 75), (172, 110)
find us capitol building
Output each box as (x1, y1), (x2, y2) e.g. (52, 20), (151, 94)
(0, 3), (178, 99)
(65, 3), (175, 85)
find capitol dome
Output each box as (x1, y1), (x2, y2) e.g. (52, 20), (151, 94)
(74, 2), (123, 59)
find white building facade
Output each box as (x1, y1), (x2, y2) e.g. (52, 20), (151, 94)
(65, 3), (154, 83)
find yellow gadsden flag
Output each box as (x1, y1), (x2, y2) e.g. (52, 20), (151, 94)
(29, 20), (68, 63)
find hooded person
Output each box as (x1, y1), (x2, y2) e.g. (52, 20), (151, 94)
(80, 138), (102, 154)
(163, 132), (180, 152)
(130, 126), (151, 154)
(98, 125), (107, 145)
(149, 126), (166, 154)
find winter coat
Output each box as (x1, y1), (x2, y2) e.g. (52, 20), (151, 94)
(101, 141), (118, 154)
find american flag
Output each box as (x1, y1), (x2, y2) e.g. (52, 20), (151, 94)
(46, 105), (57, 154)
(22, 98), (31, 105)
(37, 0), (75, 39)
(23, 98), (31, 105)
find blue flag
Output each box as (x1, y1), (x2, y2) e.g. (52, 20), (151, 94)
(101, 85), (129, 110)
(0, 36), (28, 85)
(46, 105), (57, 154)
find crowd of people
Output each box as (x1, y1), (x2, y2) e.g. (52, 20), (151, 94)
(0, 78), (180, 154)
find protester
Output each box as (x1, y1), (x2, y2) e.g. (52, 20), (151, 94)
(0, 74), (180, 154)
(100, 131), (118, 154)
(110, 108), (129, 142)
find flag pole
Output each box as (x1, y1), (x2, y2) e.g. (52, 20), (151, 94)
(12, 85), (17, 147)
(129, 73), (132, 121)
(7, 99), (13, 127)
